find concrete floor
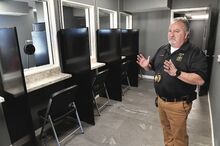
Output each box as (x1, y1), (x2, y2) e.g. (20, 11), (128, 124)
(40, 79), (212, 146)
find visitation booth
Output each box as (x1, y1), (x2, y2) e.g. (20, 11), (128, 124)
(121, 29), (139, 87)
(58, 27), (95, 125)
(96, 28), (122, 101)
(96, 28), (140, 101)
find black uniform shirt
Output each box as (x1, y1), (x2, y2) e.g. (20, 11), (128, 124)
(150, 41), (207, 99)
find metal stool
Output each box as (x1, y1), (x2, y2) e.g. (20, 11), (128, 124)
(121, 61), (131, 95)
(38, 85), (84, 146)
(91, 69), (111, 116)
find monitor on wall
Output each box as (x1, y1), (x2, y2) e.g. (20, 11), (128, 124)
(97, 29), (120, 63)
(0, 27), (26, 97)
(59, 27), (90, 74)
(32, 31), (49, 66)
(32, 22), (49, 66)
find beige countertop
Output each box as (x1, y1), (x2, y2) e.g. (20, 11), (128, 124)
(24, 61), (105, 93)
(25, 66), (71, 93)
(91, 61), (105, 70)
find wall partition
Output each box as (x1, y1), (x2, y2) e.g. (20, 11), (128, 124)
(59, 0), (96, 124)
(0, 27), (34, 145)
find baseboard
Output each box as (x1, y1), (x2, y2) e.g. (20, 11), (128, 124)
(208, 92), (215, 146)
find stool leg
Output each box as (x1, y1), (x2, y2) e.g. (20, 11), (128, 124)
(39, 117), (47, 139)
(92, 92), (101, 116)
(73, 102), (84, 134)
(104, 83), (111, 105)
(126, 72), (131, 89)
(139, 69), (143, 80)
(48, 115), (60, 146)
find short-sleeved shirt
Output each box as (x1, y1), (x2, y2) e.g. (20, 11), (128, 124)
(150, 41), (207, 99)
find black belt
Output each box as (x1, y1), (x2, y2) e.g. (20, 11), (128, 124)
(158, 95), (187, 102)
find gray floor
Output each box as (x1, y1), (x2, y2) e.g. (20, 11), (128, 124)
(42, 79), (212, 146)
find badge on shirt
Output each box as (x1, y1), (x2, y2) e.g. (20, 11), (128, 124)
(176, 53), (184, 62)
(154, 73), (162, 83)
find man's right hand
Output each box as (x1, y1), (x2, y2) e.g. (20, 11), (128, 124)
(137, 54), (150, 70)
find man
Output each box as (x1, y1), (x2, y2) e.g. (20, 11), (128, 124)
(137, 17), (207, 146)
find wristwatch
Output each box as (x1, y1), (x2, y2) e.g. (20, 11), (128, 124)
(175, 69), (181, 77)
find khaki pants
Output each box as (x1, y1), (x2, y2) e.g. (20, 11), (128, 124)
(158, 97), (192, 146)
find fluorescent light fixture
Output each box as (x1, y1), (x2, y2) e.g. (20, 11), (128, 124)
(0, 12), (28, 16)
(0, 1), (29, 16)
(191, 14), (209, 20)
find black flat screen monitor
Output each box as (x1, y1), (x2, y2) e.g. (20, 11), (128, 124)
(131, 29), (139, 55)
(97, 29), (120, 63)
(121, 29), (139, 56)
(121, 29), (133, 56)
(59, 27), (90, 74)
(0, 27), (25, 97)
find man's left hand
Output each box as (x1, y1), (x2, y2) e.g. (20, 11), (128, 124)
(163, 59), (177, 76)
